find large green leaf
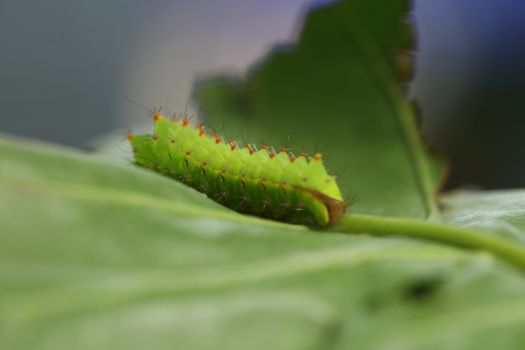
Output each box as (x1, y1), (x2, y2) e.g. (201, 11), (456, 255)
(3, 135), (525, 350)
(3, 1), (525, 349)
(195, 0), (440, 219)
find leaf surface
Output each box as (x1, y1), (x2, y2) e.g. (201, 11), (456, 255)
(195, 0), (440, 219)
(3, 136), (525, 350)
(442, 190), (525, 244)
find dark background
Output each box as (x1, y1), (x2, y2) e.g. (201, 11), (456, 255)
(1, 0), (524, 189)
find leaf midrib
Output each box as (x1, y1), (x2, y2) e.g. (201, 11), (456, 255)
(340, 16), (439, 218)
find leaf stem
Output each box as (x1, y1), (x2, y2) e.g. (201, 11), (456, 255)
(332, 214), (525, 272)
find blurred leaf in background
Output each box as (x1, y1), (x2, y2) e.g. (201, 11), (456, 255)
(195, 0), (443, 219)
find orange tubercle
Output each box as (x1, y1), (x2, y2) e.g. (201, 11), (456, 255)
(269, 152), (276, 159)
(183, 119), (190, 127)
(153, 112), (163, 122)
(313, 153), (322, 161)
(127, 133), (134, 141)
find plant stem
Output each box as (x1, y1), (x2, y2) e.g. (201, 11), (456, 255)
(332, 214), (525, 272)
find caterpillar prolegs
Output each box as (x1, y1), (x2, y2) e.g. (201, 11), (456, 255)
(128, 113), (348, 226)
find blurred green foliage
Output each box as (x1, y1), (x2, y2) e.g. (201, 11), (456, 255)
(3, 135), (525, 349)
(2, 0), (525, 349)
(196, 0), (441, 219)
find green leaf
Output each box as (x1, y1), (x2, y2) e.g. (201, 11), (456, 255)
(4, 1), (525, 349)
(442, 190), (525, 244)
(195, 0), (441, 219)
(3, 135), (525, 350)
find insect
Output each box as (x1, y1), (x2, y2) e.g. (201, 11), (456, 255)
(128, 112), (348, 226)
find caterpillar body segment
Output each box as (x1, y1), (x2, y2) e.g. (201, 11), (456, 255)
(129, 115), (348, 226)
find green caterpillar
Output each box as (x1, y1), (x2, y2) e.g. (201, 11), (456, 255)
(128, 112), (347, 226)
